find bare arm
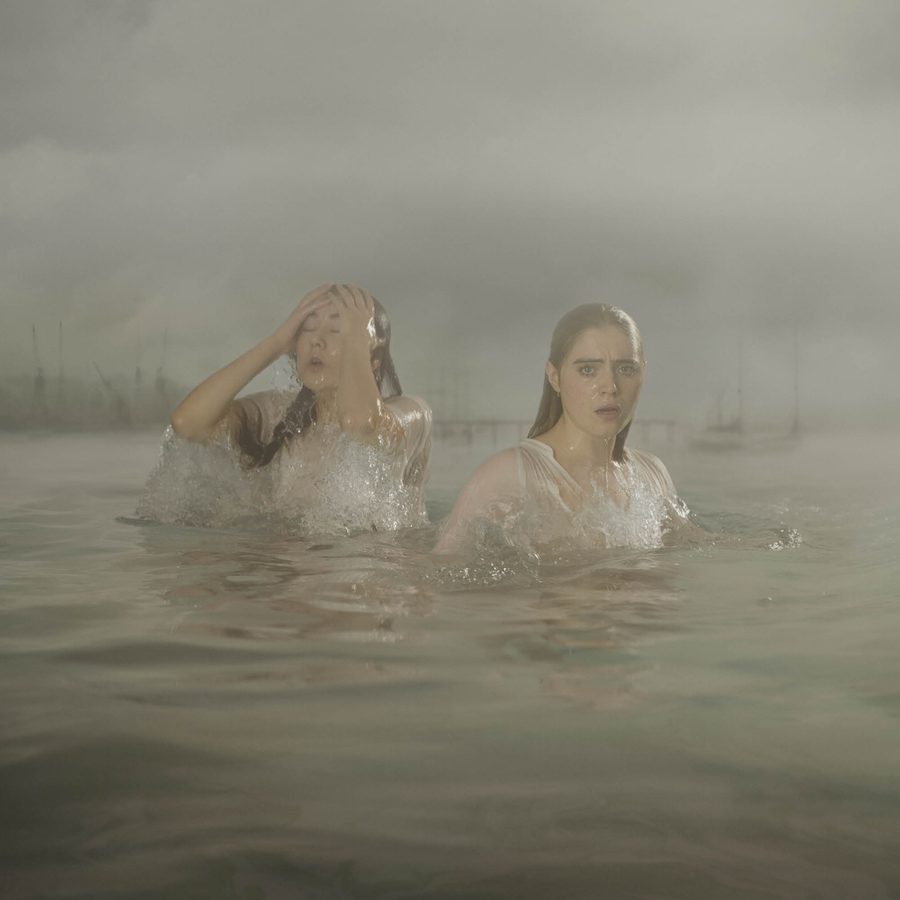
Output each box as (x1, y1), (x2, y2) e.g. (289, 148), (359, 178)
(170, 284), (334, 442)
(331, 284), (404, 446)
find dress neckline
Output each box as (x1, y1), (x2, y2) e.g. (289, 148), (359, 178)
(521, 438), (634, 491)
(520, 438), (583, 494)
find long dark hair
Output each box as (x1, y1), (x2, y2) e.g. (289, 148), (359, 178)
(527, 303), (643, 462)
(239, 297), (402, 467)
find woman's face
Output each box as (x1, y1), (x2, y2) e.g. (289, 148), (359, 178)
(295, 301), (345, 392)
(294, 299), (378, 393)
(547, 325), (644, 442)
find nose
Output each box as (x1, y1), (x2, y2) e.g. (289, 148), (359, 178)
(593, 367), (617, 395)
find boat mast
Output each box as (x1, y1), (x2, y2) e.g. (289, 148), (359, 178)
(56, 321), (64, 410)
(790, 323), (800, 437)
(30, 324), (49, 423)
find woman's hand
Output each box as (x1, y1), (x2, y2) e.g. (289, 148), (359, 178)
(332, 283), (377, 349)
(271, 283), (335, 355)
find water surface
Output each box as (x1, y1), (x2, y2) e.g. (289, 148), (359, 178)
(2, 431), (899, 898)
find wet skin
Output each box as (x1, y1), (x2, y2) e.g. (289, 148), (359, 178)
(539, 325), (645, 494)
(295, 302), (345, 392)
(547, 325), (644, 444)
(295, 295), (377, 394)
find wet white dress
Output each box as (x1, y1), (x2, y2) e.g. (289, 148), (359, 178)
(436, 438), (679, 553)
(138, 391), (432, 533)
(234, 390), (433, 532)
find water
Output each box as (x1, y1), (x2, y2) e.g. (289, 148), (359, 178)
(134, 425), (428, 534)
(2, 430), (899, 898)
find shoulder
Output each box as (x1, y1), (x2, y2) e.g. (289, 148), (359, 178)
(627, 447), (676, 496)
(384, 395), (433, 457)
(461, 446), (523, 496)
(384, 394), (431, 434)
(227, 390), (295, 445)
(236, 389), (294, 421)
(385, 394), (432, 426)
(434, 446), (525, 554)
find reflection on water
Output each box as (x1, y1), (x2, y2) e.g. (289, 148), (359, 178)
(2, 432), (900, 898)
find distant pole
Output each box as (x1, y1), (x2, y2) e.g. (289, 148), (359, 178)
(154, 327), (169, 419)
(32, 324), (41, 369)
(30, 324), (49, 423)
(135, 324), (143, 389)
(133, 325), (143, 425)
(56, 320), (65, 420)
(791, 324), (800, 436)
(736, 339), (744, 433)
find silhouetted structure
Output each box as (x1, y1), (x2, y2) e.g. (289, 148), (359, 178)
(28, 325), (50, 425)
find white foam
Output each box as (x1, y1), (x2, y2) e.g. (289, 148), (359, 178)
(136, 425), (428, 535)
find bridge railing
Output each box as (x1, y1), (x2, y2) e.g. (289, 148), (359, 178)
(433, 418), (676, 447)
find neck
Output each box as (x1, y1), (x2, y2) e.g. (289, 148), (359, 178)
(310, 389), (339, 426)
(541, 415), (619, 479)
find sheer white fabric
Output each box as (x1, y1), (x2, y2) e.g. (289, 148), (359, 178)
(234, 390), (432, 530)
(436, 438), (678, 553)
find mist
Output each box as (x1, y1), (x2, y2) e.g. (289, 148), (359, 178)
(3, 0), (899, 432)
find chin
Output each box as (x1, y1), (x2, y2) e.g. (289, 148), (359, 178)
(300, 371), (330, 391)
(584, 420), (623, 438)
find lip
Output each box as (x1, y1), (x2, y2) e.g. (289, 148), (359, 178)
(594, 405), (621, 417)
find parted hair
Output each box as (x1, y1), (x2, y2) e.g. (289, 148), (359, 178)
(527, 303), (644, 462)
(237, 298), (402, 467)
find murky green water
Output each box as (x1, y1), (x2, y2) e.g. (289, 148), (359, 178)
(2, 431), (899, 898)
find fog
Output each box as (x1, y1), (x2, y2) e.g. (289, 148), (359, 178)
(3, 0), (899, 431)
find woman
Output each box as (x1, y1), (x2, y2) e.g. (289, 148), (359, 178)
(435, 303), (695, 553)
(168, 283), (432, 531)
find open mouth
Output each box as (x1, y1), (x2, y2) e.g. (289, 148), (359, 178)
(594, 405), (621, 417)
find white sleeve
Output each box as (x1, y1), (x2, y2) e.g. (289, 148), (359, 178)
(630, 448), (677, 500)
(433, 448), (523, 554)
(385, 395), (433, 486)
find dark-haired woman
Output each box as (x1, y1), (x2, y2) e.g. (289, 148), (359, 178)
(170, 283), (431, 530)
(435, 304), (697, 553)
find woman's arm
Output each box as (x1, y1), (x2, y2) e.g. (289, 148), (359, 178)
(433, 449), (522, 554)
(170, 284), (334, 443)
(331, 284), (404, 445)
(633, 449), (712, 545)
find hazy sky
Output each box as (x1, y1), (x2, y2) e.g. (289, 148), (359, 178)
(3, 0), (899, 428)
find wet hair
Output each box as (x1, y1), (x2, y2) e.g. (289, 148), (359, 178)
(527, 303), (644, 462)
(238, 296), (402, 467)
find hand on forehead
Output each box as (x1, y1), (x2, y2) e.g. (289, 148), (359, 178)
(302, 297), (339, 325)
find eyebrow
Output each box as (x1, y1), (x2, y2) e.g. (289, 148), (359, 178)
(571, 357), (639, 364)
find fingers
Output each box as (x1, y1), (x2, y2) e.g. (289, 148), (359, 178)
(291, 284), (335, 330)
(297, 282), (335, 313)
(333, 283), (374, 313)
(329, 284), (376, 342)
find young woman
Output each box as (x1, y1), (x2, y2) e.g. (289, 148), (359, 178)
(169, 283), (431, 531)
(435, 303), (696, 553)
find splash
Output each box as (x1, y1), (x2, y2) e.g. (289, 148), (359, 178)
(136, 425), (428, 535)
(270, 425), (427, 533)
(572, 462), (669, 549)
(513, 457), (676, 553)
(135, 427), (266, 528)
